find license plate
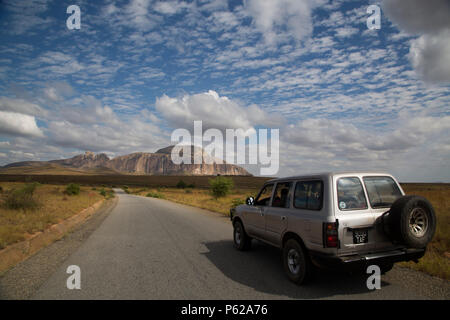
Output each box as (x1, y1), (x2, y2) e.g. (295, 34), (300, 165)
(353, 229), (368, 244)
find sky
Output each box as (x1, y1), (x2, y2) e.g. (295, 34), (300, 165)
(0, 0), (449, 182)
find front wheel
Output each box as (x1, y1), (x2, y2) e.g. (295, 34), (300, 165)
(283, 239), (313, 285)
(233, 221), (252, 251)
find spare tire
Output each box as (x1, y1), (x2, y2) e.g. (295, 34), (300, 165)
(386, 195), (436, 248)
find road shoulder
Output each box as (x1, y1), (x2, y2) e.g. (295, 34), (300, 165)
(0, 197), (117, 300)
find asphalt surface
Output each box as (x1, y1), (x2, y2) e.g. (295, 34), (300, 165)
(2, 189), (449, 299)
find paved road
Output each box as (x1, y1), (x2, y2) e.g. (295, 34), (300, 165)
(30, 190), (448, 299)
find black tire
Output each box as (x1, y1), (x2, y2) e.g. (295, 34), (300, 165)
(233, 221), (252, 251)
(283, 239), (313, 285)
(387, 195), (436, 248)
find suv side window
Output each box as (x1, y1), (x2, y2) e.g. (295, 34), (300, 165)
(363, 176), (402, 208)
(337, 177), (368, 210)
(272, 182), (292, 208)
(294, 180), (323, 210)
(255, 184), (274, 206)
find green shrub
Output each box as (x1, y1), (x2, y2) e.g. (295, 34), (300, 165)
(231, 198), (245, 207)
(4, 182), (40, 209)
(99, 188), (107, 197)
(187, 183), (195, 188)
(209, 176), (234, 198)
(92, 187), (97, 191)
(65, 183), (80, 195)
(176, 180), (187, 189)
(146, 192), (165, 199)
(122, 185), (129, 190)
(185, 189), (193, 194)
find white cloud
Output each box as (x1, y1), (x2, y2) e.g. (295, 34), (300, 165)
(409, 30), (450, 83)
(382, 0), (450, 34)
(2, 0), (53, 35)
(335, 26), (359, 38)
(0, 97), (44, 116)
(282, 115), (450, 161)
(154, 1), (191, 15)
(277, 115), (450, 181)
(244, 0), (325, 44)
(0, 111), (44, 137)
(47, 116), (166, 154)
(43, 82), (74, 102)
(382, 0), (450, 83)
(125, 0), (161, 31)
(155, 90), (281, 131)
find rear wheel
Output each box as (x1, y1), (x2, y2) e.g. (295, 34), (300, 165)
(233, 221), (252, 251)
(283, 239), (313, 285)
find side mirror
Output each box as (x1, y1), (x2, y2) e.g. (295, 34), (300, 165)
(246, 196), (255, 206)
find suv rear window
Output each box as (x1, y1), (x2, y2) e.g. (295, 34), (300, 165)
(363, 176), (402, 208)
(294, 180), (323, 210)
(337, 177), (368, 210)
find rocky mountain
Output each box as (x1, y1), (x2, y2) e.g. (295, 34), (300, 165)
(50, 151), (110, 169)
(2, 146), (251, 176)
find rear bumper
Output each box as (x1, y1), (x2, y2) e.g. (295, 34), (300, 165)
(309, 248), (425, 270)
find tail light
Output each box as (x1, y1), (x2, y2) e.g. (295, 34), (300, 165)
(323, 221), (339, 248)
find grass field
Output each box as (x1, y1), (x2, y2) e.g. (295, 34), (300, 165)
(127, 186), (256, 215)
(128, 182), (449, 280)
(0, 174), (270, 189)
(0, 182), (112, 250)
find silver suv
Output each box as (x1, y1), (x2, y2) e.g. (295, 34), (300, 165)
(230, 172), (436, 284)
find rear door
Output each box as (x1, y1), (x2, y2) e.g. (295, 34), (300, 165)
(334, 175), (404, 255)
(334, 176), (378, 255)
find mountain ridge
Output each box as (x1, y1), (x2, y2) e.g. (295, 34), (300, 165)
(1, 146), (252, 176)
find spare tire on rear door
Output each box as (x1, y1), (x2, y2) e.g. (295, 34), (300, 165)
(385, 195), (436, 248)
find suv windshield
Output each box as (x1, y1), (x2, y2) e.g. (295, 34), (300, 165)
(255, 184), (274, 206)
(363, 176), (402, 208)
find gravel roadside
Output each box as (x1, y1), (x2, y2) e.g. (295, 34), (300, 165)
(0, 197), (117, 300)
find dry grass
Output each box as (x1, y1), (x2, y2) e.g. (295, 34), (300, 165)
(398, 183), (450, 279)
(0, 182), (105, 250)
(128, 183), (449, 280)
(128, 186), (257, 215)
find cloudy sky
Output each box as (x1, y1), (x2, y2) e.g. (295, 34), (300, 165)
(0, 0), (449, 181)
